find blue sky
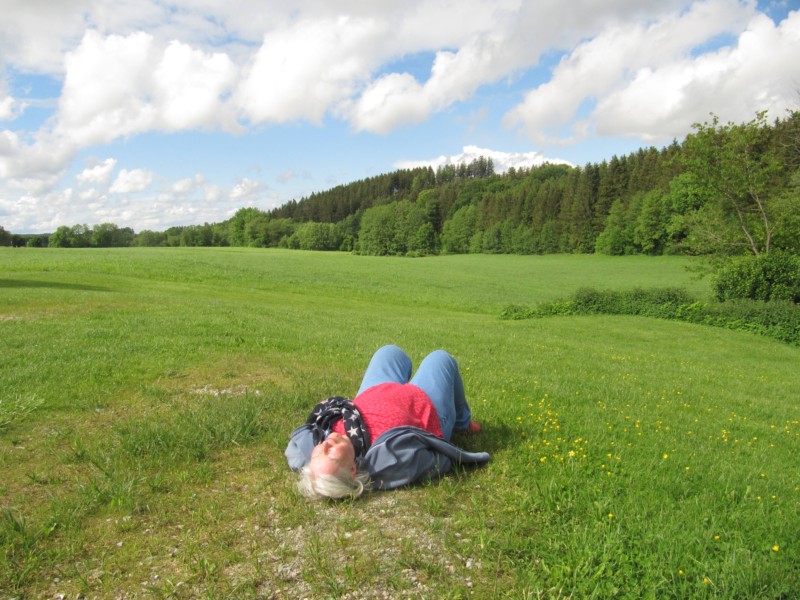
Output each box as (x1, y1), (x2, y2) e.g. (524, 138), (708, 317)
(1, 0), (799, 233)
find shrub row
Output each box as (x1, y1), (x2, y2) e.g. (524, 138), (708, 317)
(501, 287), (800, 347)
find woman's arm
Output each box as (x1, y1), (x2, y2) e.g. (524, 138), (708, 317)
(285, 425), (315, 472)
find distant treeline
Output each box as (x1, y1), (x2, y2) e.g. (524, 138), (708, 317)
(4, 111), (798, 258)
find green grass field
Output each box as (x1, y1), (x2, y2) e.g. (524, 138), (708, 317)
(1, 247), (798, 598)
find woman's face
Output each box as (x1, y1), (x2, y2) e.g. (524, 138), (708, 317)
(309, 432), (357, 480)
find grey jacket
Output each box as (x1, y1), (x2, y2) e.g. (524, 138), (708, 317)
(285, 424), (490, 490)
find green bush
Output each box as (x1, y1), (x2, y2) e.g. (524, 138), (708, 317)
(713, 251), (800, 303)
(699, 299), (800, 345)
(570, 287), (696, 316)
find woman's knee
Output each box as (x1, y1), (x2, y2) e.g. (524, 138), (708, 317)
(372, 344), (408, 361)
(358, 345), (413, 393)
(424, 349), (457, 372)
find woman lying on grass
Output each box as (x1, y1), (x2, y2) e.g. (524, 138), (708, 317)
(285, 345), (489, 500)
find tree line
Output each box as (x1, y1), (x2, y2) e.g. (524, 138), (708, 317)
(3, 112), (798, 259)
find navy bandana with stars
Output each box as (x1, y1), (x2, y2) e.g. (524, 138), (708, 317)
(306, 396), (370, 458)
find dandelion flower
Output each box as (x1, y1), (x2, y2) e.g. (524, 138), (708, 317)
(663, 453), (669, 459)
(773, 545), (780, 552)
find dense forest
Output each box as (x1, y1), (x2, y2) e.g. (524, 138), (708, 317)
(4, 111), (799, 259)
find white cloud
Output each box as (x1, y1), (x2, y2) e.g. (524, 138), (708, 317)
(344, 24), (522, 133)
(171, 174), (206, 195)
(56, 31), (239, 146)
(502, 0), (799, 144)
(171, 178), (194, 195)
(344, 0), (694, 135)
(57, 31), (158, 145)
(237, 16), (387, 124)
(0, 129), (20, 159)
(8, 1), (792, 154)
(0, 0), (92, 74)
(229, 177), (262, 200)
(0, 0), (250, 75)
(0, 95), (16, 121)
(0, 128), (76, 183)
(153, 41), (239, 131)
(79, 187), (104, 202)
(3, 0), (792, 147)
(204, 183), (223, 203)
(110, 168), (154, 194)
(0, 186), (77, 232)
(0, 164), (270, 233)
(396, 145), (572, 174)
(592, 10), (800, 140)
(76, 158), (117, 185)
(346, 73), (429, 133)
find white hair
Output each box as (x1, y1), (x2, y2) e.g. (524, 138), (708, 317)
(297, 465), (371, 500)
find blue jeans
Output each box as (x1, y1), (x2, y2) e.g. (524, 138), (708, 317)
(356, 345), (472, 440)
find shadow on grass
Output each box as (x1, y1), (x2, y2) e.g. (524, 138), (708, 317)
(0, 279), (110, 292)
(453, 421), (515, 454)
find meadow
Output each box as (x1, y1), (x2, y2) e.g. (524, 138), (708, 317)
(1, 247), (798, 599)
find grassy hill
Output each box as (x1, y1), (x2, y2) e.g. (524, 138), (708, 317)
(1, 248), (797, 598)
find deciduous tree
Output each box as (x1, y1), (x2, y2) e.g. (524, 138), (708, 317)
(681, 112), (783, 255)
